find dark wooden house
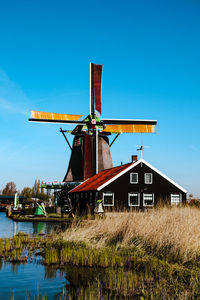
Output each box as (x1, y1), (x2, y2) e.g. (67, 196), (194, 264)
(69, 157), (187, 213)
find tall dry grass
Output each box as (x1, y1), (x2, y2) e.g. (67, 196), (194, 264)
(62, 206), (200, 262)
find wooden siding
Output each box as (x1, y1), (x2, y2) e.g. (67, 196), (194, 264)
(69, 161), (187, 213)
(100, 162), (186, 211)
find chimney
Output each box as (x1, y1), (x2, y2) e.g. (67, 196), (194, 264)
(131, 155), (138, 162)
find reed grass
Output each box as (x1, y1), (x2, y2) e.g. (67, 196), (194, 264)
(62, 206), (200, 263)
(1, 233), (47, 262)
(5, 206), (200, 299)
(64, 265), (200, 299)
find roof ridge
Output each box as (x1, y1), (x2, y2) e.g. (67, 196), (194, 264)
(69, 161), (134, 193)
(91, 162), (132, 177)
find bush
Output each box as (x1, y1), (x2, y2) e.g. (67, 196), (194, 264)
(187, 199), (200, 208)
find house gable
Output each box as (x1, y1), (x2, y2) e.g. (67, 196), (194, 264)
(99, 161), (187, 209)
(98, 159), (187, 193)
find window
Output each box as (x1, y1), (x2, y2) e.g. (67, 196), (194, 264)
(143, 193), (154, 207)
(103, 192), (114, 206)
(130, 173), (138, 184)
(128, 193), (140, 206)
(81, 193), (83, 199)
(145, 173), (153, 184)
(171, 194), (182, 205)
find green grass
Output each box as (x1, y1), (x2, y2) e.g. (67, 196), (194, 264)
(5, 207), (200, 299)
(3, 233), (200, 299)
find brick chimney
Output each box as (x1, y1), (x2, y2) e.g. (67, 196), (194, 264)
(131, 155), (138, 162)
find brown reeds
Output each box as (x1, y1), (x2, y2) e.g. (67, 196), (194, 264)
(62, 206), (200, 263)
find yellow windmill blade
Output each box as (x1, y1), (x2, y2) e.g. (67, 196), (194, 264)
(102, 124), (156, 133)
(30, 110), (83, 121)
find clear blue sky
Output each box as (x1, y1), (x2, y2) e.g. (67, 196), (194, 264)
(0, 0), (200, 196)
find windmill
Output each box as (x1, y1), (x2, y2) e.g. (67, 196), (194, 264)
(29, 63), (157, 182)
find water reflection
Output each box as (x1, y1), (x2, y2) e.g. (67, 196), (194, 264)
(13, 221), (18, 236)
(0, 212), (67, 238)
(0, 261), (67, 300)
(11, 262), (24, 273)
(32, 222), (46, 235)
(63, 265), (156, 299)
(45, 265), (58, 279)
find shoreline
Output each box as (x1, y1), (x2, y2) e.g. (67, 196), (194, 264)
(10, 214), (73, 223)
(0, 230), (200, 299)
(2, 207), (200, 298)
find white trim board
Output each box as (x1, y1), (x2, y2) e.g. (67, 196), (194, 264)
(97, 159), (187, 193)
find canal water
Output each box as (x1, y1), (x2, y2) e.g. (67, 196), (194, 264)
(0, 212), (62, 238)
(0, 212), (161, 299)
(0, 212), (68, 299)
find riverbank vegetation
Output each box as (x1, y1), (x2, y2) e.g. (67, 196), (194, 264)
(63, 206), (200, 264)
(10, 213), (73, 222)
(3, 206), (200, 299)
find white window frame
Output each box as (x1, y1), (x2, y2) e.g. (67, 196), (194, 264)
(144, 173), (153, 184)
(128, 192), (140, 207)
(171, 194), (182, 205)
(103, 192), (114, 206)
(130, 173), (138, 184)
(143, 193), (154, 207)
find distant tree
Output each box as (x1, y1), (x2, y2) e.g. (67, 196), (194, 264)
(32, 179), (38, 198)
(32, 179), (41, 198)
(32, 179), (47, 201)
(2, 182), (16, 195)
(21, 187), (32, 200)
(38, 185), (48, 201)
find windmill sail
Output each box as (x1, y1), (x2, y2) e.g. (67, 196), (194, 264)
(90, 63), (102, 115)
(29, 110), (84, 124)
(94, 64), (102, 114)
(102, 118), (157, 133)
(103, 124), (156, 133)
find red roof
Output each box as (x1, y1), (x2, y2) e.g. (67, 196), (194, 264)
(69, 162), (132, 193)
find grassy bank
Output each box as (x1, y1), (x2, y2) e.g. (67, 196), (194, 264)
(0, 232), (48, 262)
(4, 206), (200, 299)
(10, 213), (73, 222)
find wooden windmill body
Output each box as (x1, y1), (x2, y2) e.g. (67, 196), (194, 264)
(63, 131), (112, 182)
(29, 63), (157, 182)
